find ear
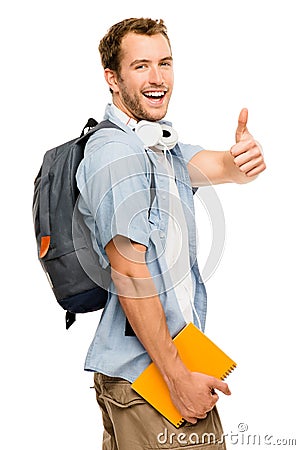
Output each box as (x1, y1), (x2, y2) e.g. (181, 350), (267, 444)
(104, 68), (120, 93)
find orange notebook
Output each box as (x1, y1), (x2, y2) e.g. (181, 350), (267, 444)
(131, 322), (237, 428)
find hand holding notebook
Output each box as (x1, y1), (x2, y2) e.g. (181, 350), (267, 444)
(132, 322), (236, 427)
(167, 368), (232, 424)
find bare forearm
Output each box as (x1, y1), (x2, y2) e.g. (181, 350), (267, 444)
(106, 236), (230, 422)
(188, 150), (230, 186)
(106, 235), (183, 380)
(117, 278), (231, 423)
(189, 149), (260, 186)
(114, 272), (187, 383)
(188, 137), (265, 187)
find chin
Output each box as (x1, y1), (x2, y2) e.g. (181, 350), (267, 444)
(145, 108), (168, 122)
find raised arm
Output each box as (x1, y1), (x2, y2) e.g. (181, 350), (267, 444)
(188, 108), (266, 186)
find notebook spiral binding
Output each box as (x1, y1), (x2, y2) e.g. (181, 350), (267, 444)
(176, 418), (185, 427)
(221, 363), (237, 380)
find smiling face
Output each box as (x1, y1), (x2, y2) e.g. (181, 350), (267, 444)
(105, 32), (174, 122)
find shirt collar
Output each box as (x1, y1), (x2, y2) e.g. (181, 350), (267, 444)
(110, 104), (137, 130)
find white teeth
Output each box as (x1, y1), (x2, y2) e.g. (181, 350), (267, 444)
(144, 91), (165, 98)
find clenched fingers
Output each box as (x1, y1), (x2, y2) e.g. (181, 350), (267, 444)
(230, 140), (266, 177)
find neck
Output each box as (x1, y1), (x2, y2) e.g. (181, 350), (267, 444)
(112, 97), (137, 120)
(111, 103), (137, 128)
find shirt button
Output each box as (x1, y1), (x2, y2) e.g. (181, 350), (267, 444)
(162, 194), (166, 200)
(160, 232), (165, 238)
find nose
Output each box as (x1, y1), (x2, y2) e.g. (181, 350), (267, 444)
(149, 65), (164, 85)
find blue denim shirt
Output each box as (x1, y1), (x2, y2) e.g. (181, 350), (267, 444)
(76, 104), (207, 382)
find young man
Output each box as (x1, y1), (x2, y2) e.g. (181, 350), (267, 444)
(76, 18), (266, 450)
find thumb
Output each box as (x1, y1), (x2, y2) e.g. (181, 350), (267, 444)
(211, 378), (231, 396)
(235, 107), (249, 143)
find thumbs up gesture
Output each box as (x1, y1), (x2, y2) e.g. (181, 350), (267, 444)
(230, 108), (266, 181)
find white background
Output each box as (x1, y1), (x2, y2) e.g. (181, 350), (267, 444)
(1, 0), (299, 448)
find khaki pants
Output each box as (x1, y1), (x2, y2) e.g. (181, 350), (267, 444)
(94, 373), (226, 450)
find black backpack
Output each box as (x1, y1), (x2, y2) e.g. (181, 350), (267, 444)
(32, 118), (122, 329)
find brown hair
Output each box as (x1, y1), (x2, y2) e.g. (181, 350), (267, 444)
(99, 18), (171, 76)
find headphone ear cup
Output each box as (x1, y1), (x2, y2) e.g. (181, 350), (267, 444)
(134, 120), (163, 147)
(155, 124), (178, 151)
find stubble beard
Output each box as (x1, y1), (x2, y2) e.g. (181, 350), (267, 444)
(118, 82), (169, 122)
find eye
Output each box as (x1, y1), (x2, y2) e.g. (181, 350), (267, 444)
(135, 64), (147, 70)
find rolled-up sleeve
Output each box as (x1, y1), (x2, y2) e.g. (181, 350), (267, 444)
(77, 139), (152, 252)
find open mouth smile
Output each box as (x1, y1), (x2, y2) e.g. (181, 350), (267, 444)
(142, 90), (167, 104)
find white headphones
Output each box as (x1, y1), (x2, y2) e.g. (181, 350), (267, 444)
(135, 120), (178, 151)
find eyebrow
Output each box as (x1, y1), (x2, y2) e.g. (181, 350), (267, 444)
(130, 56), (173, 67)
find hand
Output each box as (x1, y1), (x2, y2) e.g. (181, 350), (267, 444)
(167, 369), (231, 424)
(230, 108), (266, 181)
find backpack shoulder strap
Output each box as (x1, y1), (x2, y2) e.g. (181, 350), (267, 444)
(77, 118), (123, 146)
